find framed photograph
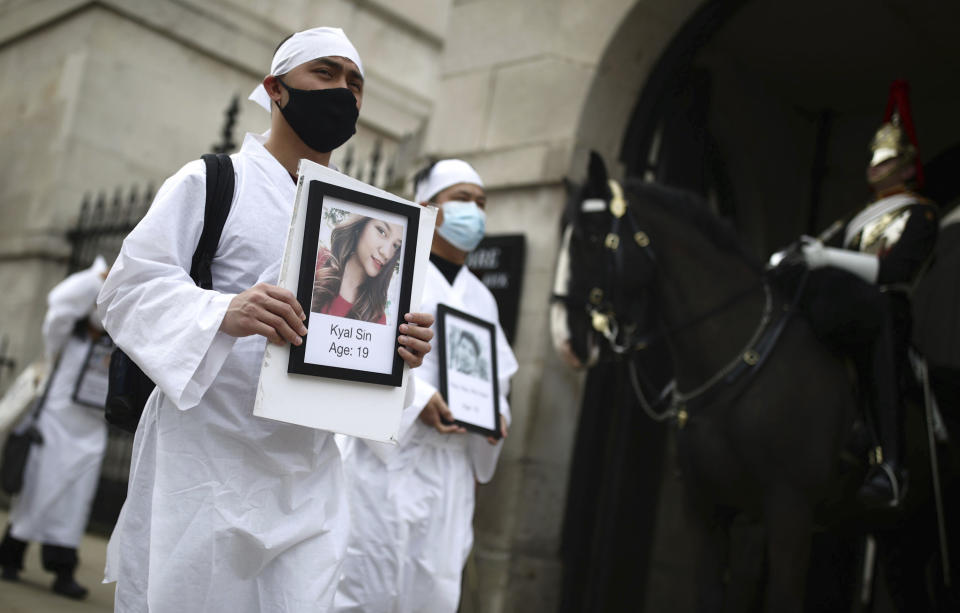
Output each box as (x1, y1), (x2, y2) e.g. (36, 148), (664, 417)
(437, 304), (501, 439)
(255, 159), (437, 443)
(72, 336), (114, 409)
(288, 180), (419, 387)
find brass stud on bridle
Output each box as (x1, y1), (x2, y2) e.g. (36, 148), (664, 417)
(591, 310), (611, 334)
(743, 350), (759, 366)
(589, 287), (604, 305)
(634, 231), (650, 247)
(608, 179), (627, 218)
(604, 233), (620, 250)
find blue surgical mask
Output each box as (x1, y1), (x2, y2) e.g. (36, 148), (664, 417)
(437, 200), (486, 252)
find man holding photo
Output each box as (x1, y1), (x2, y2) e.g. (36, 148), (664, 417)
(336, 159), (518, 612)
(98, 27), (433, 612)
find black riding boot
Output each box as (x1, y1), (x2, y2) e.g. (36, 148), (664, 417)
(0, 525), (27, 581)
(42, 543), (88, 600)
(857, 302), (906, 508)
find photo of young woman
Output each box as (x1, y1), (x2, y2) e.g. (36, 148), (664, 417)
(312, 211), (404, 325)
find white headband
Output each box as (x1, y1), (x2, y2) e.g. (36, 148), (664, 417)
(248, 27), (363, 112)
(415, 159), (484, 203)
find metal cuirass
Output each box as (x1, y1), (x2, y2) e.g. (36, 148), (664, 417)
(851, 206), (914, 255)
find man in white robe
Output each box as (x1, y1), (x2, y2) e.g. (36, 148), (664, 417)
(0, 256), (110, 599)
(98, 28), (434, 613)
(335, 160), (518, 612)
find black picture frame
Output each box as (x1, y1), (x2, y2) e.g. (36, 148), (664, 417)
(72, 335), (114, 409)
(288, 180), (420, 387)
(437, 303), (501, 439)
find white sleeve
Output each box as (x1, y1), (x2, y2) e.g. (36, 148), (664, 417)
(395, 370), (438, 442)
(822, 247), (880, 283)
(97, 161), (237, 410)
(469, 320), (518, 483)
(803, 240), (879, 283)
(42, 256), (108, 361)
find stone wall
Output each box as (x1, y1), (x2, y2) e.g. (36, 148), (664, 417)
(0, 0), (445, 377)
(427, 1), (709, 609)
(0, 0), (717, 609)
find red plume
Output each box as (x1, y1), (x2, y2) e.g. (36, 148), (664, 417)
(882, 79), (924, 188)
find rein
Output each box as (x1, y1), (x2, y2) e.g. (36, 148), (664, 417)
(627, 282), (776, 426)
(633, 277), (765, 351)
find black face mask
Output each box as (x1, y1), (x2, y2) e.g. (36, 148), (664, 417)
(276, 78), (358, 153)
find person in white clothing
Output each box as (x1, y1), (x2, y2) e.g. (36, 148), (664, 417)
(335, 159), (518, 612)
(98, 27), (434, 613)
(0, 256), (111, 599)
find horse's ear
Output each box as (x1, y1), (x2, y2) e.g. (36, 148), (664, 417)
(586, 150), (611, 199)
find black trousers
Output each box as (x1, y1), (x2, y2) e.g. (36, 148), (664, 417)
(855, 292), (910, 467)
(0, 524), (78, 574)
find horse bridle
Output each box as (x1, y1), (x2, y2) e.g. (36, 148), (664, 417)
(590, 179), (796, 429)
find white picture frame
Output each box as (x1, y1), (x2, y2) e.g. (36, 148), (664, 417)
(254, 159), (436, 443)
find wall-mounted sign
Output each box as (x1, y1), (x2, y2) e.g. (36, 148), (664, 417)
(466, 234), (526, 345)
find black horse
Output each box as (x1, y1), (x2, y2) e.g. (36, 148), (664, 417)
(553, 152), (959, 611)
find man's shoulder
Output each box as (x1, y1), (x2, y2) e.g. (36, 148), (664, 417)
(155, 153), (247, 206)
(871, 190), (934, 210)
(462, 268), (493, 295)
(462, 271), (501, 317)
(166, 152), (245, 186)
(151, 159), (208, 202)
(171, 158), (208, 181)
(894, 193), (939, 226)
(896, 191), (937, 212)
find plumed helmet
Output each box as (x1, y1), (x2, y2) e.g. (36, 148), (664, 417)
(870, 115), (916, 168)
(869, 80), (923, 187)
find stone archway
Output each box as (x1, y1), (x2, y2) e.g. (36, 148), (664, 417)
(559, 4), (740, 612)
(424, 2), (713, 611)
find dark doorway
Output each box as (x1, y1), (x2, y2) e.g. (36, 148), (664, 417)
(624, 0), (960, 255)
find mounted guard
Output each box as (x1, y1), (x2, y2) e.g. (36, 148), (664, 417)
(774, 79), (939, 508)
(552, 82), (951, 609)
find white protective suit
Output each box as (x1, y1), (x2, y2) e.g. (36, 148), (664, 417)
(99, 133), (350, 613)
(9, 257), (109, 547)
(335, 261), (517, 612)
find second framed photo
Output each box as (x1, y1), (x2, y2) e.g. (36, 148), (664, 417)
(288, 180), (420, 387)
(437, 304), (501, 439)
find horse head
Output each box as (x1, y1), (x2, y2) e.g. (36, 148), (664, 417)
(555, 149), (769, 384)
(558, 152), (659, 365)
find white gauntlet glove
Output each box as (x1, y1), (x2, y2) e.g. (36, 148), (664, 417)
(799, 236), (828, 268)
(800, 236), (879, 283)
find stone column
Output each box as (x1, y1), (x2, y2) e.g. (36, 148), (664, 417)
(424, 0), (706, 609)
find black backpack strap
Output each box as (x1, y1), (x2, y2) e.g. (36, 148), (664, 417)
(191, 153), (235, 289)
(26, 352), (63, 432)
(104, 153), (235, 434)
